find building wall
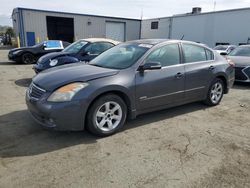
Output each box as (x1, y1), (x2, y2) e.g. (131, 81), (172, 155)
(141, 8), (250, 47)
(141, 18), (171, 39)
(171, 9), (250, 47)
(17, 8), (141, 46)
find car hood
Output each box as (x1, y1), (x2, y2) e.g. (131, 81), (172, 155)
(227, 56), (250, 66)
(38, 51), (73, 64)
(10, 47), (31, 52)
(33, 63), (119, 91)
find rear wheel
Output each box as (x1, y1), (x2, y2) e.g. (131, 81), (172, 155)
(22, 53), (36, 64)
(204, 78), (224, 106)
(86, 94), (127, 136)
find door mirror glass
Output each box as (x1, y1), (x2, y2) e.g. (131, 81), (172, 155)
(140, 61), (162, 71)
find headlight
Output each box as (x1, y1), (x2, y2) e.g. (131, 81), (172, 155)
(49, 59), (58, 66)
(47, 82), (88, 102)
(13, 50), (22, 55)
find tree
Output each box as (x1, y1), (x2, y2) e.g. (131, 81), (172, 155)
(5, 27), (14, 37)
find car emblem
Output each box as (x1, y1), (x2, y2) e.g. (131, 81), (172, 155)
(29, 86), (33, 95)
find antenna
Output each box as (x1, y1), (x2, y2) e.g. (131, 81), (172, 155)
(140, 8), (144, 20)
(213, 1), (217, 11)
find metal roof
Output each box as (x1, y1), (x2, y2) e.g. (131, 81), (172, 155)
(13, 7), (141, 21)
(143, 7), (250, 20)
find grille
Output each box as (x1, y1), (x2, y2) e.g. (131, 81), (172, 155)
(235, 67), (248, 81)
(28, 83), (46, 100)
(243, 67), (250, 79)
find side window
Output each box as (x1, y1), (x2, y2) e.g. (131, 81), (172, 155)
(85, 42), (114, 55)
(145, 44), (180, 67)
(205, 49), (214, 60)
(99, 42), (114, 52)
(44, 41), (63, 50)
(182, 44), (207, 63)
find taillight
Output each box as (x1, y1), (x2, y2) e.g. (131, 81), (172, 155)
(226, 57), (235, 67)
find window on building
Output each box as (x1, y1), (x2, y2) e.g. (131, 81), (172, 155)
(151, 21), (159, 29)
(145, 44), (180, 67)
(215, 42), (230, 46)
(182, 43), (207, 63)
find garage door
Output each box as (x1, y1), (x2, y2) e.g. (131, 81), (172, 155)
(106, 22), (125, 42)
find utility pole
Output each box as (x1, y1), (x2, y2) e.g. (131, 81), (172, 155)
(213, 1), (217, 11)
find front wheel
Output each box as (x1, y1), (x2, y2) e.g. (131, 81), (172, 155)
(204, 78), (224, 106)
(22, 53), (36, 64)
(86, 94), (127, 136)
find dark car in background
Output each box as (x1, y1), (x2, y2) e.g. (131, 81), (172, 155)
(33, 38), (119, 73)
(26, 39), (234, 136)
(226, 45), (250, 82)
(8, 40), (70, 64)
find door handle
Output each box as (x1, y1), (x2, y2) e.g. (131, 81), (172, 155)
(175, 72), (183, 79)
(209, 66), (215, 70)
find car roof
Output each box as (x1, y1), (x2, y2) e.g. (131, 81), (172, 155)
(82, 38), (120, 45)
(126, 39), (208, 47)
(238, 45), (250, 47)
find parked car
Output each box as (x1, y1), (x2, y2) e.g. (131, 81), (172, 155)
(226, 45), (250, 82)
(214, 45), (237, 55)
(26, 39), (235, 136)
(33, 38), (120, 73)
(8, 40), (71, 64)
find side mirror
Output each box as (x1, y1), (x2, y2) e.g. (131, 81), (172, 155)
(220, 52), (228, 56)
(139, 61), (162, 71)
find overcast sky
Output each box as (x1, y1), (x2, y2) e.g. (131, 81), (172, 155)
(1, 0), (250, 26)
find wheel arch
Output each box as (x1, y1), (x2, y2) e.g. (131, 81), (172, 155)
(84, 89), (134, 128)
(215, 74), (228, 94)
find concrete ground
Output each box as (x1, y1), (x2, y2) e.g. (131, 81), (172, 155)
(0, 49), (249, 188)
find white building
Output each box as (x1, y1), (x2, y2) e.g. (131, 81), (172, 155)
(141, 7), (250, 47)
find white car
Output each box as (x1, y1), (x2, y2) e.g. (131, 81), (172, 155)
(214, 45), (237, 55)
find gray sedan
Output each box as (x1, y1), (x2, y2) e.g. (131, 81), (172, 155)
(26, 39), (235, 136)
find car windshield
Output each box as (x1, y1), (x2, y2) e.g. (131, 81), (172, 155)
(63, 40), (88, 53)
(229, 47), (250, 57)
(89, 43), (150, 69)
(214, 46), (228, 50)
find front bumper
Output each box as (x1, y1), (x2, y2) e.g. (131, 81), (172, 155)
(235, 66), (250, 82)
(25, 91), (87, 131)
(8, 53), (20, 62)
(33, 64), (45, 74)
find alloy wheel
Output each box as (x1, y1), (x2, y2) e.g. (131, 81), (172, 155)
(95, 101), (122, 132)
(210, 82), (223, 104)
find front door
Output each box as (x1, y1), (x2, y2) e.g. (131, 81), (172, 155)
(135, 43), (185, 111)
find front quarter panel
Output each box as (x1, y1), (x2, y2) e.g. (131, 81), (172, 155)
(74, 69), (136, 119)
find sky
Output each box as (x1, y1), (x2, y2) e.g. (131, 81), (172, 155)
(1, 0), (250, 26)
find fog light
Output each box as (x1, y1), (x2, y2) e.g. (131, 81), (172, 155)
(45, 118), (56, 127)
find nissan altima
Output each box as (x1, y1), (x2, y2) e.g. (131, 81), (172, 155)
(26, 39), (235, 136)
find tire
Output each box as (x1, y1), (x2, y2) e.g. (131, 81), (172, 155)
(86, 94), (127, 136)
(21, 53), (36, 64)
(204, 78), (224, 106)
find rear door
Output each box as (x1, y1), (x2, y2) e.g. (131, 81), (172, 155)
(135, 43), (185, 110)
(181, 43), (215, 100)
